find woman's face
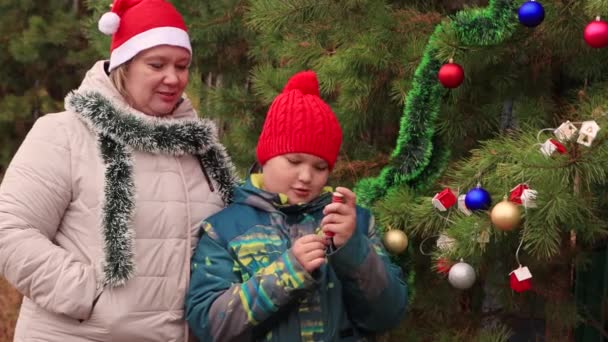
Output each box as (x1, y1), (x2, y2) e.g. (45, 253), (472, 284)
(124, 45), (191, 116)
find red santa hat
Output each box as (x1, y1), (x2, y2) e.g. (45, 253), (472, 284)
(98, 0), (191, 71)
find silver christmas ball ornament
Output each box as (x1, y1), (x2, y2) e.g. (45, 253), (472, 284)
(448, 261), (476, 289)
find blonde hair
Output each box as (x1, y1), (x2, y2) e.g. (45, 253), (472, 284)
(109, 62), (131, 104)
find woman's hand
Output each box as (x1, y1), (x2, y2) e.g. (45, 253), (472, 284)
(321, 187), (357, 248)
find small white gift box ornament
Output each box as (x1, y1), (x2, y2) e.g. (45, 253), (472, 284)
(520, 189), (538, 208)
(509, 184), (528, 204)
(436, 233), (456, 251)
(432, 188), (457, 212)
(576, 120), (600, 147)
(509, 266), (533, 293)
(553, 121), (577, 141)
(457, 194), (472, 216)
(510, 184), (537, 208)
(540, 138), (567, 157)
(512, 266), (532, 280)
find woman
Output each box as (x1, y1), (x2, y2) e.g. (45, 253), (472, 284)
(0, 0), (237, 341)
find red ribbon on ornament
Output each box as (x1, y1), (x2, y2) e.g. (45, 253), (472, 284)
(509, 184), (529, 204)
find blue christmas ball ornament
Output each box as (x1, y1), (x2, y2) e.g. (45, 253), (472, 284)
(464, 187), (492, 211)
(518, 1), (545, 27)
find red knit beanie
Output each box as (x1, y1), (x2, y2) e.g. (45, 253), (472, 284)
(98, 0), (191, 71)
(256, 71), (343, 169)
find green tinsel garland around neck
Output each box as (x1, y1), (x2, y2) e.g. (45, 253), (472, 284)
(66, 91), (220, 156)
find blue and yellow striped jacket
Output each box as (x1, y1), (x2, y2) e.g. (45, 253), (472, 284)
(186, 175), (407, 341)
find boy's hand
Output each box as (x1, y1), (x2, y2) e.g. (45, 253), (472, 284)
(321, 187), (357, 248)
(292, 234), (327, 273)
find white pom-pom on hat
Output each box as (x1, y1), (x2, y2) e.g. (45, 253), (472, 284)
(98, 12), (121, 35)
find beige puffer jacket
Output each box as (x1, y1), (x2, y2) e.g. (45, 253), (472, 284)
(0, 61), (237, 341)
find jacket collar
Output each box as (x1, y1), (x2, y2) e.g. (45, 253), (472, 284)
(235, 173), (333, 215)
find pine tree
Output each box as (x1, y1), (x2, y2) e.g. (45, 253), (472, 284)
(178, 0), (456, 177)
(0, 0), (100, 174)
(177, 0), (259, 169)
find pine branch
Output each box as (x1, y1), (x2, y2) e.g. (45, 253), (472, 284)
(188, 4), (245, 29)
(245, 0), (331, 33)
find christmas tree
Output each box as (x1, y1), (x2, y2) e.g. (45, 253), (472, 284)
(360, 0), (608, 340)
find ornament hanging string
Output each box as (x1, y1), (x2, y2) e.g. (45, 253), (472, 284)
(536, 127), (555, 144)
(434, 211), (457, 225)
(515, 176), (532, 267)
(419, 235), (442, 256)
(515, 224), (526, 267)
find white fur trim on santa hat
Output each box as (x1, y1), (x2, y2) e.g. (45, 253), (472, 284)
(108, 26), (192, 71)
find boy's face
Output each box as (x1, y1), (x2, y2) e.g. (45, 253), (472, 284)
(262, 153), (330, 205)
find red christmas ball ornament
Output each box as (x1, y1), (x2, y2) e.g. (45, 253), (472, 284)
(438, 60), (464, 88)
(584, 17), (608, 48)
(436, 258), (453, 275)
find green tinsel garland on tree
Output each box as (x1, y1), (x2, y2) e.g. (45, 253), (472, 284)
(355, 0), (518, 208)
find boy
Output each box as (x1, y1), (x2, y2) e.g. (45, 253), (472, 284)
(186, 71), (407, 341)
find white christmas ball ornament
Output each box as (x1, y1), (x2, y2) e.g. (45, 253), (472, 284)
(448, 261), (476, 289)
(98, 12), (121, 35)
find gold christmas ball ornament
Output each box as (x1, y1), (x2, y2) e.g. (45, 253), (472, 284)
(383, 229), (408, 254)
(490, 199), (522, 231)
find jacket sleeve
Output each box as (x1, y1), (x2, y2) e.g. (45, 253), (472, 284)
(186, 221), (316, 342)
(0, 114), (100, 320)
(328, 208), (408, 332)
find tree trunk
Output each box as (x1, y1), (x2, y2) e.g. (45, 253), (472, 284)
(544, 240), (575, 342)
(500, 98), (516, 132)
